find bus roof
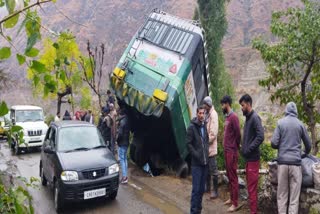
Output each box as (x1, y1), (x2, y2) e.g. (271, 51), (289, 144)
(137, 10), (203, 55)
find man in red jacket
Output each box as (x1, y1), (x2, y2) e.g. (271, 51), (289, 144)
(221, 95), (241, 212)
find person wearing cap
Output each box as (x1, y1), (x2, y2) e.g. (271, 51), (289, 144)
(202, 96), (219, 200)
(221, 95), (241, 212)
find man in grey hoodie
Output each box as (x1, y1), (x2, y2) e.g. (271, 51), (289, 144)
(271, 102), (312, 214)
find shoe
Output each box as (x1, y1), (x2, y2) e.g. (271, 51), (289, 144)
(227, 204), (239, 212)
(224, 199), (232, 205)
(121, 177), (128, 184)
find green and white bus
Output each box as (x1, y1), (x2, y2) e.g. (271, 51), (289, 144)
(111, 9), (209, 176)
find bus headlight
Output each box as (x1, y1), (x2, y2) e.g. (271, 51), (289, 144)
(153, 89), (168, 102)
(113, 67), (126, 80)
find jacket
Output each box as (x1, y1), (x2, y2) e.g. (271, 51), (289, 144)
(242, 110), (264, 162)
(117, 114), (130, 147)
(223, 111), (241, 153)
(98, 114), (112, 142)
(206, 107), (219, 157)
(186, 117), (209, 166)
(271, 102), (312, 165)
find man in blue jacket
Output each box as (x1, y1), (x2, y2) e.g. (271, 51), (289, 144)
(271, 102), (311, 214)
(186, 106), (209, 214)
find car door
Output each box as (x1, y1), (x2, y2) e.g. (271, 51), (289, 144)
(47, 127), (57, 183)
(41, 127), (51, 180)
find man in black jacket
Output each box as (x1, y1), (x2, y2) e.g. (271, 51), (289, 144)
(186, 106), (209, 214)
(98, 107), (112, 147)
(239, 94), (264, 214)
(117, 109), (130, 184)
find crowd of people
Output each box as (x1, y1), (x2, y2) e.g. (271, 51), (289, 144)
(53, 90), (130, 185)
(187, 94), (311, 214)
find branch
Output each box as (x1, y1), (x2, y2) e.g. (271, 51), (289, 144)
(54, 4), (87, 28)
(0, 0), (53, 26)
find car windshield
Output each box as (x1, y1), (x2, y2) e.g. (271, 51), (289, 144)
(57, 126), (105, 152)
(16, 110), (44, 122)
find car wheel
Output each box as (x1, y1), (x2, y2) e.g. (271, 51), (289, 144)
(109, 191), (118, 200)
(54, 180), (63, 212)
(40, 164), (47, 186)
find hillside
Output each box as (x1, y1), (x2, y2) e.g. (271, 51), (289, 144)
(223, 0), (302, 112)
(0, 0), (304, 115)
(0, 0), (196, 114)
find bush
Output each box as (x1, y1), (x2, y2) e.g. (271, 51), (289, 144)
(260, 142), (276, 164)
(0, 177), (38, 214)
(216, 141), (276, 170)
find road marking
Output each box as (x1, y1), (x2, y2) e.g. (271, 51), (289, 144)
(129, 183), (142, 191)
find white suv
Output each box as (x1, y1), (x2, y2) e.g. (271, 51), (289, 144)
(10, 105), (48, 154)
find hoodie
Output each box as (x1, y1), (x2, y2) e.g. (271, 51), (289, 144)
(186, 117), (209, 166)
(271, 102), (312, 165)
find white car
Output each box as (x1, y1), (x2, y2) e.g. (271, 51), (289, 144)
(10, 105), (48, 154)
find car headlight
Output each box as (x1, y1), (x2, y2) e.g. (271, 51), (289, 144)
(108, 164), (119, 175)
(61, 171), (79, 181)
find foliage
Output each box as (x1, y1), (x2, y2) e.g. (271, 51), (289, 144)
(0, 177), (38, 214)
(44, 114), (54, 126)
(26, 31), (92, 113)
(260, 142), (276, 164)
(197, 0), (235, 116)
(0, 101), (24, 146)
(0, 0), (55, 64)
(253, 0), (320, 154)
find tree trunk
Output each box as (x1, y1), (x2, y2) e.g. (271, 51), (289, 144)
(310, 123), (318, 155)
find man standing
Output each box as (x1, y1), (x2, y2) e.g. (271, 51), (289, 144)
(271, 102), (311, 214)
(202, 96), (219, 199)
(85, 110), (94, 124)
(117, 109), (130, 184)
(186, 106), (209, 214)
(239, 94), (264, 214)
(98, 107), (112, 148)
(106, 89), (115, 107)
(221, 95), (241, 212)
(109, 103), (117, 155)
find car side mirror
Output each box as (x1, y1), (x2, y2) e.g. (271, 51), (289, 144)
(43, 146), (54, 154)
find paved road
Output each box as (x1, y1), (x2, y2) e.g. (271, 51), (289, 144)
(1, 143), (182, 214)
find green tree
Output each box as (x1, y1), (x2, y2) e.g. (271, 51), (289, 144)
(27, 31), (90, 114)
(253, 0), (320, 154)
(0, 0), (56, 62)
(197, 0), (234, 115)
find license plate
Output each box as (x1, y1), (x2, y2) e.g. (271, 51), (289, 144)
(31, 137), (40, 141)
(84, 188), (106, 200)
